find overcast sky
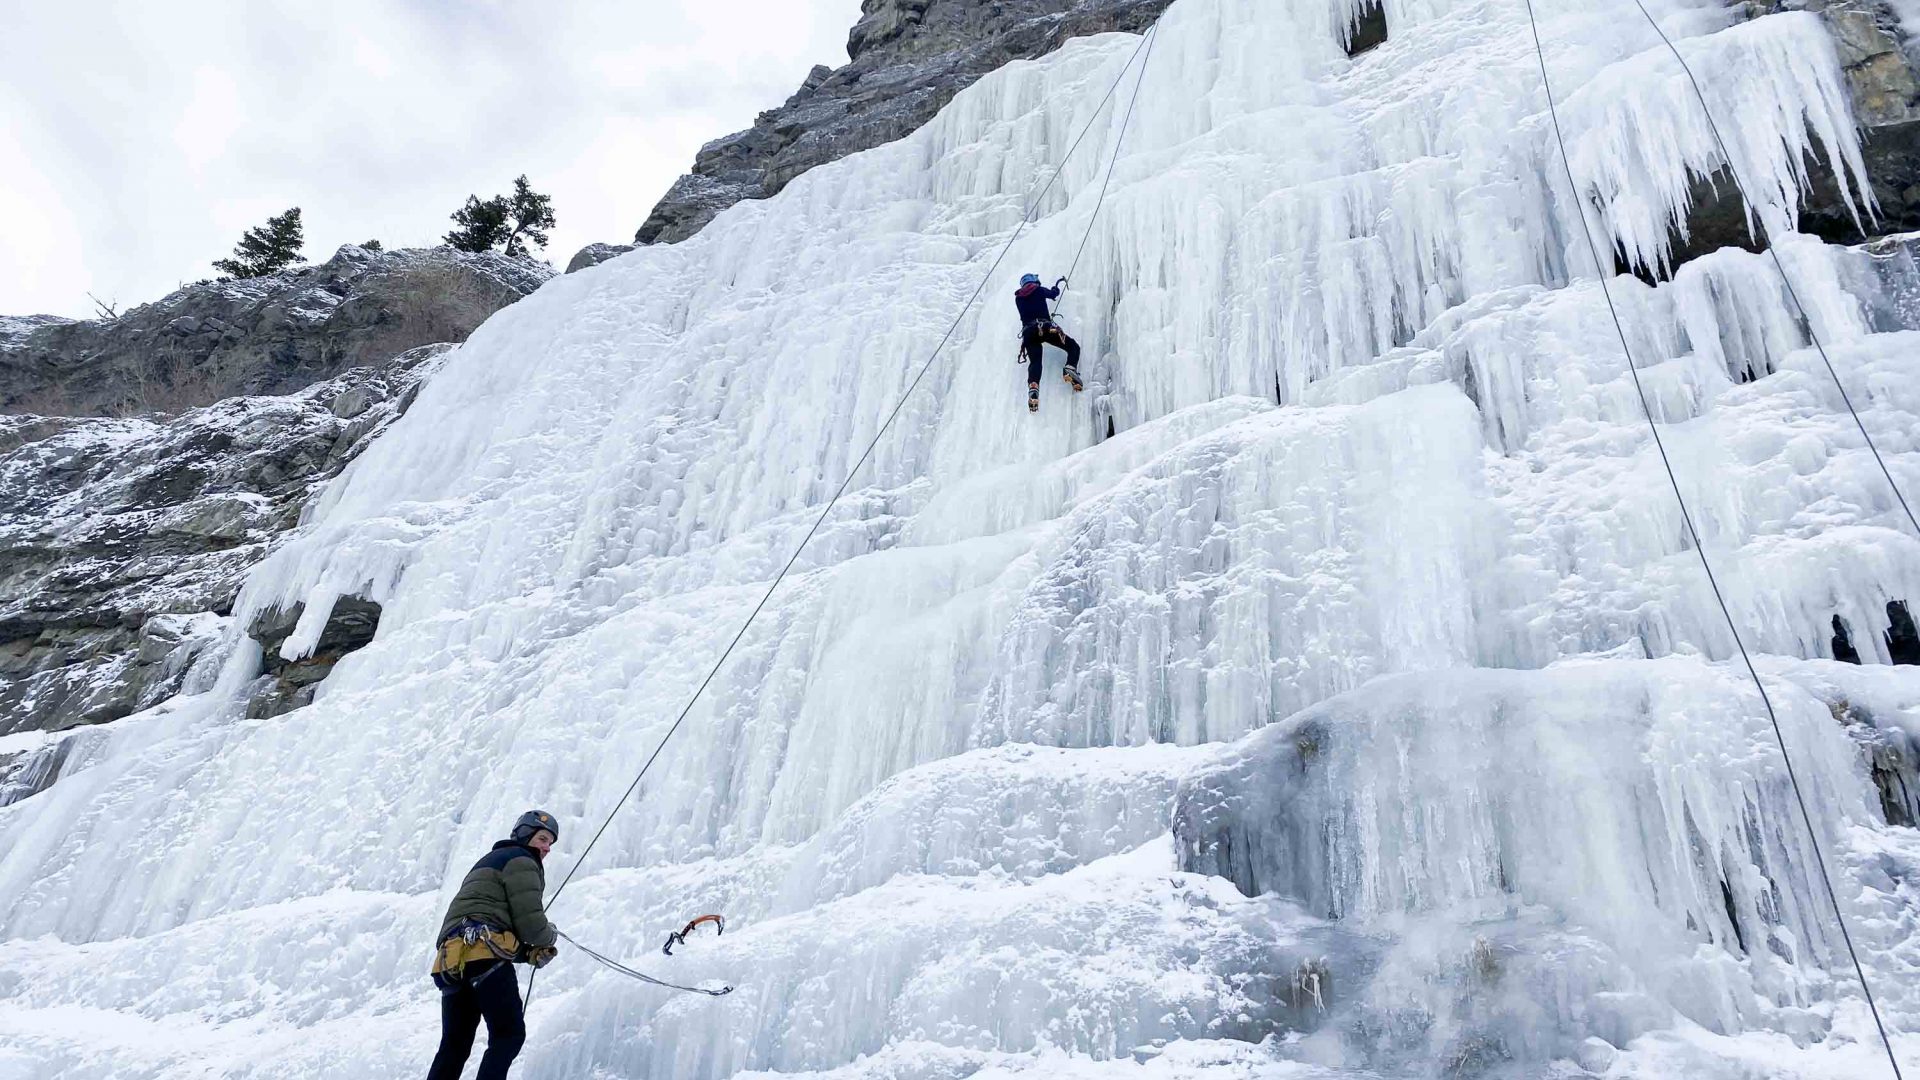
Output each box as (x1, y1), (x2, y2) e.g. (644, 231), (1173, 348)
(0, 0), (866, 319)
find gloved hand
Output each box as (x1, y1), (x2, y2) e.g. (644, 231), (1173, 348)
(527, 945), (559, 969)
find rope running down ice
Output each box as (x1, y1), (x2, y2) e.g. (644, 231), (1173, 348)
(525, 22), (1161, 1007)
(1063, 20), (1160, 298)
(1522, 4), (1904, 1076)
(1626, 0), (1919, 540)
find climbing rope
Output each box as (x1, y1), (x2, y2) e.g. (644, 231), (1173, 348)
(1625, 0), (1919, 541)
(1522, 3), (1905, 1075)
(1063, 19), (1161, 298)
(556, 929), (734, 997)
(526, 23), (1162, 1007)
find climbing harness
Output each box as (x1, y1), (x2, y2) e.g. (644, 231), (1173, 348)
(557, 929), (734, 998)
(1523, 4), (1904, 1075)
(662, 913), (725, 956)
(525, 24), (1163, 1012)
(433, 919), (522, 981)
(1012, 276), (1074, 362)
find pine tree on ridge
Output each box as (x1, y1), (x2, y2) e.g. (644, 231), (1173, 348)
(212, 207), (306, 280)
(444, 175), (555, 258)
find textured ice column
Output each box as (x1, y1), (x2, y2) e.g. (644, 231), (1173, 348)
(1556, 10), (1869, 276)
(1472, 306), (1920, 665)
(975, 385), (1497, 750)
(1175, 658), (1895, 1059)
(770, 743), (1206, 912)
(1303, 217), (1920, 670)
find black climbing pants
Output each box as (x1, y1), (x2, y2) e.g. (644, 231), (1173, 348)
(428, 962), (526, 1080)
(1023, 322), (1081, 385)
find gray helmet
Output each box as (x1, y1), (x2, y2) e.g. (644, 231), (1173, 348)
(511, 809), (559, 844)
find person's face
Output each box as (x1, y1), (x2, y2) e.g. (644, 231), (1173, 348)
(528, 829), (554, 856)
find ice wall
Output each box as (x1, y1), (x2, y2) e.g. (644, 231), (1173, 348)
(2, 1), (1919, 1078)
(1176, 661), (1902, 1066)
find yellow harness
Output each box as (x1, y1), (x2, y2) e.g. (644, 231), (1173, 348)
(432, 921), (520, 978)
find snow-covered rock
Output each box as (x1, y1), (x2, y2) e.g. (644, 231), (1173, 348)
(0, 245), (549, 417)
(565, 242), (636, 274)
(0, 346), (447, 776)
(0, 314), (74, 349)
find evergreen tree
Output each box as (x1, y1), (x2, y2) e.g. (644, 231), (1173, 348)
(501, 175), (556, 258)
(362, 239), (383, 252)
(444, 195), (512, 253)
(212, 208), (306, 280)
(443, 175), (555, 258)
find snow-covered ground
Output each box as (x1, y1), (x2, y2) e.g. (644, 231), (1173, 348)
(2, 0), (1918, 1077)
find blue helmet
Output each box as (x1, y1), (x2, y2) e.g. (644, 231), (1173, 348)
(1020, 273), (1041, 287)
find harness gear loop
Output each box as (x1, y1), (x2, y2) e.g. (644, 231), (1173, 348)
(433, 919), (521, 981)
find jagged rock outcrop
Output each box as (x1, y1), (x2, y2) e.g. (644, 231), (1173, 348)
(0, 244), (547, 803)
(0, 245), (550, 417)
(566, 242), (635, 274)
(0, 346), (449, 802)
(0, 316), (73, 347)
(633, 0), (1173, 246)
(245, 595), (384, 720)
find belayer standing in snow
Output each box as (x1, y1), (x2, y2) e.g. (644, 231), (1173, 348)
(427, 810), (562, 1080)
(1015, 272), (1083, 413)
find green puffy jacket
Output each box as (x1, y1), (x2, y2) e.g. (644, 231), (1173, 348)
(437, 839), (557, 954)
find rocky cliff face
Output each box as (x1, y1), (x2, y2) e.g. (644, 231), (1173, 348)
(0, 350), (445, 782)
(0, 247), (550, 804)
(630, 0), (1173, 247)
(0, 245), (549, 417)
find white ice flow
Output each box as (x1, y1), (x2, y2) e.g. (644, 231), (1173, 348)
(4, 0), (1920, 1076)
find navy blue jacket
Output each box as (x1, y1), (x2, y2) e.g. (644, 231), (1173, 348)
(1015, 283), (1058, 326)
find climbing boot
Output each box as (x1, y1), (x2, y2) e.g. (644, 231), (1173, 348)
(1063, 366), (1083, 392)
(1029, 383), (1041, 413)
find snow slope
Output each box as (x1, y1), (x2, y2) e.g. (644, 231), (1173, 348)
(3, 0), (1920, 1077)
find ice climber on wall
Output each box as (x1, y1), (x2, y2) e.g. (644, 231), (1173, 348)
(426, 811), (562, 1080)
(1016, 272), (1083, 412)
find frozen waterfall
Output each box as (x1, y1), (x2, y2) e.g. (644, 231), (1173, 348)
(3, 1), (1919, 1077)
